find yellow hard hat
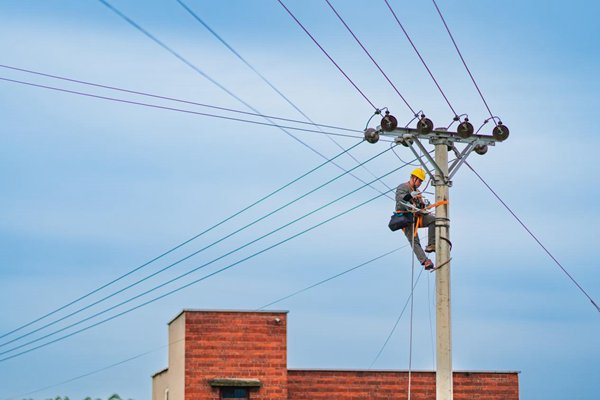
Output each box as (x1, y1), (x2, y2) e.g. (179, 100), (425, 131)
(411, 168), (426, 181)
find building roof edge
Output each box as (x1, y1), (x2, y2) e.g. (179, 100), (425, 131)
(167, 309), (289, 325)
(287, 368), (521, 374)
(151, 367), (169, 378)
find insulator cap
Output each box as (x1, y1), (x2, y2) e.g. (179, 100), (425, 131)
(364, 128), (380, 144)
(492, 124), (510, 141)
(457, 121), (474, 138)
(474, 144), (488, 155)
(381, 114), (398, 132)
(417, 117), (433, 134)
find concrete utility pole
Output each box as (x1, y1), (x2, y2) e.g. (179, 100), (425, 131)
(433, 139), (452, 400)
(364, 115), (508, 400)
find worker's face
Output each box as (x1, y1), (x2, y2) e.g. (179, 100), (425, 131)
(411, 176), (423, 188)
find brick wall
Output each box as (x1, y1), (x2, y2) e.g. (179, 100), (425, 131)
(152, 310), (519, 400)
(183, 311), (288, 400)
(288, 370), (519, 400)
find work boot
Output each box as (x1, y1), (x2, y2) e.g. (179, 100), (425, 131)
(424, 244), (435, 253)
(422, 259), (434, 270)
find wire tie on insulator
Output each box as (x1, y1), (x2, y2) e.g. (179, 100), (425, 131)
(475, 119), (488, 135)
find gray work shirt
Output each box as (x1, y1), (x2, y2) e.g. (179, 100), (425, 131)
(395, 182), (413, 212)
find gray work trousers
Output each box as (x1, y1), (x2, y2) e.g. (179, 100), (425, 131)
(403, 213), (436, 264)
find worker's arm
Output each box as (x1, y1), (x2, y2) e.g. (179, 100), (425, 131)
(395, 183), (418, 212)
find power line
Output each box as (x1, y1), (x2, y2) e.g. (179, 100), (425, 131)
(5, 245), (403, 398)
(0, 64), (360, 134)
(1, 157), (405, 358)
(324, 0), (416, 116)
(0, 143), (389, 349)
(257, 246), (408, 310)
(2, 341), (173, 400)
(430, 0), (495, 121)
(0, 76), (365, 140)
(427, 273), (435, 367)
(369, 267), (424, 368)
(276, 0), (378, 110)
(0, 162), (407, 362)
(97, 0), (395, 200)
(382, 0), (458, 119)
(174, 0), (393, 195)
(407, 225), (417, 400)
(465, 161), (599, 313)
(0, 140), (362, 342)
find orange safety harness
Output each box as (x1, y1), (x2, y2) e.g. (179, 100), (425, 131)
(399, 200), (449, 237)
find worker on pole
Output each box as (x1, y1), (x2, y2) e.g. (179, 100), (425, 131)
(395, 168), (436, 270)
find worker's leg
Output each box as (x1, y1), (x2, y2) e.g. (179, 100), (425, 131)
(422, 213), (436, 247)
(404, 223), (428, 264)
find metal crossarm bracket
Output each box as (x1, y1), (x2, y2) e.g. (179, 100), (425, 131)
(375, 125), (501, 182)
(376, 126), (498, 147)
(404, 138), (437, 178)
(448, 143), (475, 180)
(410, 137), (451, 186)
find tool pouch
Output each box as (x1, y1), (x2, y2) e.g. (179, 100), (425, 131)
(388, 212), (414, 232)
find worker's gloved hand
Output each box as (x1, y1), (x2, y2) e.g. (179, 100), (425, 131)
(410, 191), (421, 198)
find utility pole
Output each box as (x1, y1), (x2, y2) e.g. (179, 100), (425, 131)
(433, 138), (452, 400)
(365, 114), (508, 400)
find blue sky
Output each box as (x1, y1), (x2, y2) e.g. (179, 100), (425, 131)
(0, 1), (598, 399)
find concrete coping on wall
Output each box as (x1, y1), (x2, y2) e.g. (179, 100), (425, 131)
(151, 367), (169, 378)
(288, 368), (521, 374)
(168, 309), (289, 325)
(209, 378), (262, 388)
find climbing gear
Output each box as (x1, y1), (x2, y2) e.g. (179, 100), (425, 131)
(388, 212), (414, 231)
(389, 200), (448, 234)
(410, 167), (426, 181)
(429, 257), (452, 272)
(424, 244), (435, 253)
(422, 259), (434, 270)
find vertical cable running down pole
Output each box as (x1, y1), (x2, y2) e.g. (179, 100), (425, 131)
(427, 274), (435, 367)
(408, 231), (416, 400)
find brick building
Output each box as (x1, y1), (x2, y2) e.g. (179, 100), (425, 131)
(152, 310), (519, 400)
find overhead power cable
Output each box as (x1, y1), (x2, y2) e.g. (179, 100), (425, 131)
(0, 76), (365, 141)
(175, 0), (393, 194)
(369, 267), (424, 368)
(258, 245), (408, 310)
(98, 0), (394, 199)
(464, 161), (600, 313)
(4, 245), (403, 399)
(0, 140), (362, 342)
(0, 143), (388, 349)
(324, 0), (416, 116)
(0, 156), (406, 357)
(277, 0), (377, 110)
(0, 161), (410, 362)
(427, 274), (435, 366)
(2, 341), (174, 400)
(382, 0), (458, 119)
(431, 0), (495, 121)
(0, 64), (360, 134)
(407, 223), (417, 400)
